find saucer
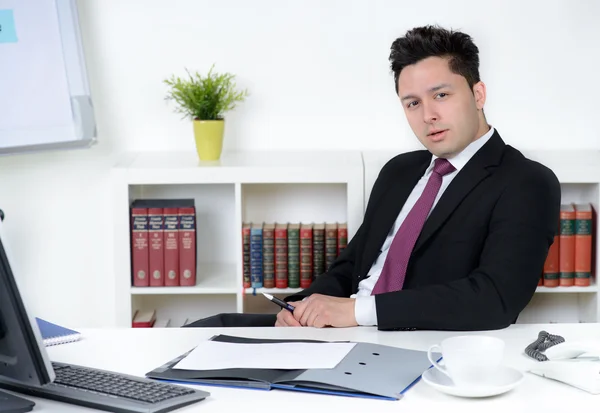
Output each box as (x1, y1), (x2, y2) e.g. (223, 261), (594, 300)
(421, 365), (525, 398)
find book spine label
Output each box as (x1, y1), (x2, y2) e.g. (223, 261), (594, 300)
(179, 207), (196, 286)
(163, 207), (179, 286)
(148, 207), (165, 286)
(131, 207), (149, 287)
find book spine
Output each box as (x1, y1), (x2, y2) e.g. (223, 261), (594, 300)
(287, 224), (300, 288)
(300, 224), (313, 289)
(263, 224), (275, 288)
(242, 223), (251, 288)
(337, 223), (348, 256)
(325, 223), (338, 270)
(148, 207), (165, 287)
(250, 224), (263, 288)
(574, 204), (593, 286)
(163, 207), (179, 286)
(312, 223), (325, 280)
(275, 224), (288, 289)
(559, 204), (576, 287)
(178, 206), (196, 286)
(131, 207), (149, 287)
(543, 219), (560, 288)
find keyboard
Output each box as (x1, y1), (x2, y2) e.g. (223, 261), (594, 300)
(0, 362), (210, 413)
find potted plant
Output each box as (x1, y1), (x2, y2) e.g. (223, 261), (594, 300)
(164, 65), (248, 161)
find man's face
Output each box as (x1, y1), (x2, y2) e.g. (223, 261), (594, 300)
(397, 56), (486, 159)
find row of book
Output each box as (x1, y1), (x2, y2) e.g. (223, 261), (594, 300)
(130, 199), (197, 288)
(243, 222), (348, 289)
(538, 203), (595, 287)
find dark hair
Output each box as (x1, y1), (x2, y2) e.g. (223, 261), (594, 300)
(389, 25), (480, 94)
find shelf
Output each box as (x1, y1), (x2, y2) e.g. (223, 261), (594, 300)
(244, 287), (303, 295)
(114, 150), (363, 184)
(130, 263), (237, 295)
(536, 283), (598, 293)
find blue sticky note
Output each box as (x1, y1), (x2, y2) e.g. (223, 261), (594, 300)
(0, 10), (18, 43)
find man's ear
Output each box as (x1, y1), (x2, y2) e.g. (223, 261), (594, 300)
(473, 81), (486, 110)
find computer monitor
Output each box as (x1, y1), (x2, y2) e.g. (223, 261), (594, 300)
(0, 217), (55, 410)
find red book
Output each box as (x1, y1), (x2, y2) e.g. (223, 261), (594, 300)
(275, 223), (288, 288)
(131, 207), (149, 287)
(300, 223), (313, 289)
(179, 206), (196, 286)
(164, 207), (180, 286)
(132, 310), (156, 328)
(148, 207), (164, 287)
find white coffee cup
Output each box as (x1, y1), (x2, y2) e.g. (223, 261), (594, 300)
(427, 335), (505, 387)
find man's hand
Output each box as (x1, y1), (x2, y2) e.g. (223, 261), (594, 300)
(292, 294), (358, 328)
(274, 301), (303, 327)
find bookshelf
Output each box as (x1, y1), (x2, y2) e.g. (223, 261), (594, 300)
(363, 149), (600, 324)
(111, 151), (364, 328)
(113, 149), (600, 328)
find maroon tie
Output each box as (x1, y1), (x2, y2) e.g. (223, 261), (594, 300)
(371, 158), (456, 295)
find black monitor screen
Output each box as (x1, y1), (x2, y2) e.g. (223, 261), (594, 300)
(0, 221), (54, 387)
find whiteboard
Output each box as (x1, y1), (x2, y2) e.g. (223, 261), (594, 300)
(0, 0), (95, 154)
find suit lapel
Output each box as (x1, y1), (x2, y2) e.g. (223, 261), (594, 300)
(412, 131), (506, 255)
(361, 154), (430, 274)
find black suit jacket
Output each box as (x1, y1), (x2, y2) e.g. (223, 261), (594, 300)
(286, 130), (561, 331)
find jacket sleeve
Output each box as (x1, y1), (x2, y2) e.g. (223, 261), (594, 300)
(375, 164), (561, 331)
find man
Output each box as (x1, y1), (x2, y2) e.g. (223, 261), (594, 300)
(276, 25), (561, 331)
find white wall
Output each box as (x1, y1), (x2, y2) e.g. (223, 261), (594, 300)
(0, 0), (598, 328)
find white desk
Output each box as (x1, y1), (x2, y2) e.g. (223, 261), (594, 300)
(12, 323), (600, 413)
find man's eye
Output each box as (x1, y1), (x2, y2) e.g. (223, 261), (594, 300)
(407, 101), (419, 108)
(436, 93), (448, 98)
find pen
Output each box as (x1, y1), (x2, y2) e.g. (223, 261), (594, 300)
(262, 292), (295, 312)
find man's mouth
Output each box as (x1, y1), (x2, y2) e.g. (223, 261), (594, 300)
(428, 129), (447, 136)
(427, 129), (448, 142)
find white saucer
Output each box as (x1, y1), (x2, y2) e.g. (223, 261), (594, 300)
(421, 365), (525, 398)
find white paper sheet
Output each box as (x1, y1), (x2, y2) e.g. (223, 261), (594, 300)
(173, 341), (357, 370)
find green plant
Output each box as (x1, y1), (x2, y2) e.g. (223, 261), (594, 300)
(163, 65), (248, 121)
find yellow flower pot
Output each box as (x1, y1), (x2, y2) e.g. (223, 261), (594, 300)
(193, 119), (224, 161)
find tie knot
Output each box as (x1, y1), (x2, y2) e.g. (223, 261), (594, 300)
(433, 158), (455, 176)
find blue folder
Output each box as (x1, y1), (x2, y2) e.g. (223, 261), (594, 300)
(145, 335), (437, 400)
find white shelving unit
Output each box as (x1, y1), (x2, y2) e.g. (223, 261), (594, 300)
(362, 149), (600, 324)
(111, 151), (364, 328)
(112, 148), (600, 327)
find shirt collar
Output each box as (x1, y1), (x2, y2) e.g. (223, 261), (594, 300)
(429, 125), (495, 173)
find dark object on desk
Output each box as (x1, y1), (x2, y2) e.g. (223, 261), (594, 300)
(184, 312), (277, 328)
(0, 391), (34, 413)
(146, 334), (438, 401)
(0, 217), (210, 413)
(1, 362), (209, 413)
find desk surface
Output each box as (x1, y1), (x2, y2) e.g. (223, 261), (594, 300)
(12, 323), (600, 413)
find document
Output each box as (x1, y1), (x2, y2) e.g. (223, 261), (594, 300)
(173, 341), (357, 370)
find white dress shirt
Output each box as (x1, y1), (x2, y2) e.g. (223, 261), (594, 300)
(351, 126), (496, 326)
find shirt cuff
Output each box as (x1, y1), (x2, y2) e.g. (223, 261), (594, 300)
(354, 296), (378, 326)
